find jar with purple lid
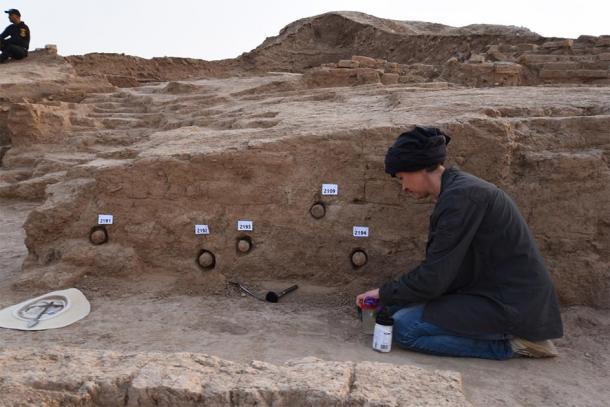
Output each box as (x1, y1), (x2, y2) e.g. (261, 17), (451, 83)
(359, 296), (380, 334)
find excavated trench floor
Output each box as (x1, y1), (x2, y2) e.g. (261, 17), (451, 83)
(1, 201), (609, 406)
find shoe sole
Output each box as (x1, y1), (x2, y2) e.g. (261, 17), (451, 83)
(512, 339), (558, 358)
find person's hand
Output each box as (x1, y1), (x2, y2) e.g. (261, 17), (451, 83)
(356, 288), (380, 308)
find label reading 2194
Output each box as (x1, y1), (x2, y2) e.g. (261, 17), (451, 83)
(353, 226), (369, 237)
(321, 184), (338, 195)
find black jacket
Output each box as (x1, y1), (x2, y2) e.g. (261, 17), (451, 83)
(1, 21), (30, 50)
(379, 167), (563, 341)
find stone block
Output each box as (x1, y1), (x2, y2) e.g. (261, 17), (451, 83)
(542, 61), (581, 70)
(106, 75), (140, 88)
(337, 59), (359, 69)
(518, 54), (559, 65)
(595, 36), (610, 47)
(494, 62), (523, 74)
(381, 72), (400, 85)
(514, 43), (538, 52)
(0, 348), (470, 406)
(44, 44), (58, 55)
(577, 35), (597, 43)
(539, 68), (608, 80)
(572, 69), (608, 78)
(541, 39), (574, 49)
(384, 61), (401, 73)
(486, 47), (508, 62)
(351, 55), (378, 68)
(468, 54), (486, 63)
(304, 67), (358, 87)
(598, 53), (610, 61)
(581, 61), (610, 70)
(355, 68), (381, 84)
(539, 69), (571, 79)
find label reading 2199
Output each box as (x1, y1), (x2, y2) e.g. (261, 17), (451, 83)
(321, 184), (339, 195)
(237, 220), (253, 231)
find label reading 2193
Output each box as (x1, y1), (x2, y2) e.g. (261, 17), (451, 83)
(237, 220), (253, 231)
(322, 184), (338, 195)
(195, 224), (210, 235)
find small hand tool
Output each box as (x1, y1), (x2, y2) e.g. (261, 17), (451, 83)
(265, 285), (299, 303)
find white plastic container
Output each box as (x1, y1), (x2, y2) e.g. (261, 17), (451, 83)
(372, 309), (394, 353)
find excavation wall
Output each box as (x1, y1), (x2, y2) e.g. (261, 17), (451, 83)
(4, 73), (607, 308)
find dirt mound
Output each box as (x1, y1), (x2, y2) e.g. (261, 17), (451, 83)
(65, 53), (241, 86)
(241, 12), (608, 86)
(57, 12), (609, 87)
(277, 11), (537, 38)
(237, 11), (541, 72)
(0, 46), (115, 101)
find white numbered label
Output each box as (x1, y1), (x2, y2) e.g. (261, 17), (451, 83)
(98, 214), (113, 225)
(321, 183), (339, 196)
(195, 224), (210, 235)
(237, 220), (253, 231)
(353, 226), (369, 238)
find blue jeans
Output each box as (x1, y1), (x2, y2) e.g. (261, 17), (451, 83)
(390, 305), (514, 360)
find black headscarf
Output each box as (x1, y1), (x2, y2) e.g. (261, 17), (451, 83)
(384, 126), (451, 176)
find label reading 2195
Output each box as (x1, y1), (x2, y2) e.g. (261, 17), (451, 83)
(321, 184), (338, 195)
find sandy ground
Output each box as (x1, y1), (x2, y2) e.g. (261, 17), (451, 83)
(0, 200), (609, 406)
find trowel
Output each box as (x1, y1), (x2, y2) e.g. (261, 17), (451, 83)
(229, 281), (265, 301)
(229, 281), (299, 303)
(265, 285), (299, 303)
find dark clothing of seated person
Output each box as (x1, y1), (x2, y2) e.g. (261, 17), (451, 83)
(356, 126), (563, 360)
(0, 9), (30, 63)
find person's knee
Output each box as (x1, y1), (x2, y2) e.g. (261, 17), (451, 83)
(392, 306), (425, 347)
(392, 305), (424, 324)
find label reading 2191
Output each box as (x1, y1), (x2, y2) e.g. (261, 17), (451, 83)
(98, 214), (113, 225)
(321, 184), (338, 195)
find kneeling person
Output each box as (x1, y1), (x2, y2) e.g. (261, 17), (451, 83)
(356, 126), (563, 360)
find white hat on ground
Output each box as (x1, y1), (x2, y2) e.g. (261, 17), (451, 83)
(0, 288), (90, 331)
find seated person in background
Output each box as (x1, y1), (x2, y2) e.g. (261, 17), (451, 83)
(356, 126), (563, 360)
(1, 9), (30, 63)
